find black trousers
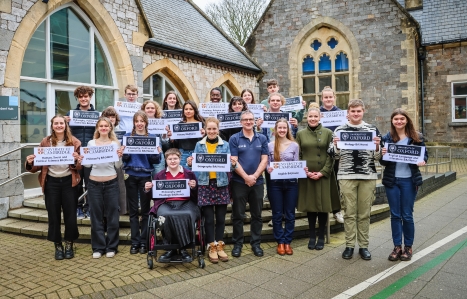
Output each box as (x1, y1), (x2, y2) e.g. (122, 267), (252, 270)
(88, 178), (120, 254)
(125, 175), (151, 246)
(202, 204), (227, 243)
(231, 181), (264, 247)
(44, 175), (79, 243)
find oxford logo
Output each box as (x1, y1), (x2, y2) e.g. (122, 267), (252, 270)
(127, 138), (134, 145)
(197, 155), (204, 162)
(173, 125), (180, 131)
(341, 133), (349, 141)
(73, 111), (81, 118)
(157, 181), (164, 189)
(161, 112), (166, 118)
(389, 145), (397, 153)
(218, 115), (224, 121)
(264, 114), (270, 120)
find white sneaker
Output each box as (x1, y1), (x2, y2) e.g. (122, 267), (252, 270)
(334, 212), (344, 224)
(93, 252), (102, 259)
(106, 252), (115, 258)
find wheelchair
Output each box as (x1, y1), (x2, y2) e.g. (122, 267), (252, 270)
(146, 211), (206, 269)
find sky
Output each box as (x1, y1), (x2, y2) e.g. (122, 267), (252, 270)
(192, 0), (219, 10)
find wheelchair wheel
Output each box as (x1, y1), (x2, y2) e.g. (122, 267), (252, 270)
(197, 217), (206, 255)
(147, 256), (153, 269)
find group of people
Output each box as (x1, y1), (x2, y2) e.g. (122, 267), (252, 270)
(25, 79), (427, 265)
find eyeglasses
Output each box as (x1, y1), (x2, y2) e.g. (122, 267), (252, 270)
(126, 93), (137, 96)
(166, 157), (180, 161)
(240, 118), (254, 122)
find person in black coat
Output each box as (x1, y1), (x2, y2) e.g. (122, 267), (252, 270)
(380, 108), (428, 262)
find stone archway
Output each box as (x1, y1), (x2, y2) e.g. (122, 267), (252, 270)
(205, 73), (242, 102)
(288, 16), (361, 99)
(4, 0), (134, 96)
(143, 58), (198, 103)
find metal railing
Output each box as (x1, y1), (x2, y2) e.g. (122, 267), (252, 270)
(0, 143), (40, 188)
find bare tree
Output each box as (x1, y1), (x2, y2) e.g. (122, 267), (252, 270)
(205, 0), (268, 46)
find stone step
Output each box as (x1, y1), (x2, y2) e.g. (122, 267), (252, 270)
(0, 204), (390, 241)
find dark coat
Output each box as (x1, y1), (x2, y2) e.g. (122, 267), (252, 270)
(380, 132), (428, 187)
(150, 168), (198, 214)
(67, 104), (97, 146)
(296, 124), (340, 212)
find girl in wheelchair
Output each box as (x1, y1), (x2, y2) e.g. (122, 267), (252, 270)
(144, 148), (200, 263)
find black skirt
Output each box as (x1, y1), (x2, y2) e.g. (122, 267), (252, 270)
(157, 200), (200, 248)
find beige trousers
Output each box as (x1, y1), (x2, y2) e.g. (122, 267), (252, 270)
(339, 179), (376, 248)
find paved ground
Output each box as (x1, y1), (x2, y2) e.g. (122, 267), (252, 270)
(1, 175), (467, 299)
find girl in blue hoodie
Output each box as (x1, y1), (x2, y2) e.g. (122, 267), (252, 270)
(123, 111), (161, 255)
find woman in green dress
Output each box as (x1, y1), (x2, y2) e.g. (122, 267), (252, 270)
(296, 103), (340, 250)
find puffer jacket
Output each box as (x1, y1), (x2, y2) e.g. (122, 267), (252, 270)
(66, 104), (98, 146)
(380, 132), (428, 187)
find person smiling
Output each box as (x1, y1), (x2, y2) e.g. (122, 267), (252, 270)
(220, 96), (248, 141)
(241, 88), (255, 104)
(380, 109), (427, 262)
(162, 91), (183, 110)
(209, 87), (222, 103)
(25, 115), (82, 260)
(79, 117), (124, 258)
(141, 100), (166, 174)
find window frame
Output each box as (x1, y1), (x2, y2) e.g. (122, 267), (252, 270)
(452, 81), (467, 122)
(142, 73), (184, 105)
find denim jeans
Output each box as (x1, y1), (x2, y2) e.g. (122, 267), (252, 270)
(385, 177), (417, 246)
(268, 179), (298, 244)
(88, 178), (120, 254)
(125, 175), (151, 246)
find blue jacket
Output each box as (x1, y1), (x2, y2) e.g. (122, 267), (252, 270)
(192, 136), (231, 187)
(380, 132), (428, 187)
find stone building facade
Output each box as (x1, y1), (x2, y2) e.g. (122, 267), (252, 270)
(0, 0), (261, 218)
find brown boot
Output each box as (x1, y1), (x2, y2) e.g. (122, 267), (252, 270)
(277, 243), (285, 255)
(216, 241), (229, 262)
(207, 242), (218, 263)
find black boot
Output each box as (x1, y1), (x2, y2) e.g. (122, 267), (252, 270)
(64, 241), (74, 259)
(316, 213), (327, 250)
(307, 212), (317, 250)
(55, 242), (64, 260)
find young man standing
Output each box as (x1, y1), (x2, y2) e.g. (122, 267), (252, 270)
(331, 99), (381, 260)
(229, 110), (269, 258)
(65, 86), (98, 219)
(119, 84), (139, 133)
(260, 79), (305, 122)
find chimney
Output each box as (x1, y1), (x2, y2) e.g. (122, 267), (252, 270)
(405, 0), (423, 10)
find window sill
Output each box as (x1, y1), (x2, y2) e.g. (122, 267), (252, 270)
(448, 122), (467, 127)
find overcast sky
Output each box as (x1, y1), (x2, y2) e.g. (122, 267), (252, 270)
(192, 0), (219, 10)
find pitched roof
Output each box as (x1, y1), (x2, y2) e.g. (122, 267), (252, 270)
(397, 0), (467, 46)
(139, 0), (261, 72)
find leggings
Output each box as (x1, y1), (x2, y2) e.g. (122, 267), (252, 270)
(202, 204), (227, 243)
(307, 212), (328, 240)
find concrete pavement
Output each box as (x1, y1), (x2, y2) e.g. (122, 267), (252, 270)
(1, 177), (467, 299)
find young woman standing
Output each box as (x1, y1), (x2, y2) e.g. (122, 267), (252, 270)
(241, 88), (255, 104)
(296, 103), (339, 251)
(381, 108), (427, 261)
(266, 119), (300, 255)
(80, 117), (124, 258)
(142, 100), (166, 174)
(162, 91), (182, 110)
(220, 96), (248, 141)
(123, 111), (161, 255)
(25, 115), (81, 260)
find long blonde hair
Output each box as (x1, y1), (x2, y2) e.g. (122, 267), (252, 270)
(93, 117), (119, 143)
(50, 115), (74, 146)
(273, 118), (295, 162)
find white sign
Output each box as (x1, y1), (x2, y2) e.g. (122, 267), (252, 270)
(383, 144), (426, 164)
(337, 131), (376, 150)
(262, 112), (292, 128)
(148, 119), (166, 135)
(69, 110), (101, 127)
(162, 109), (183, 126)
(269, 161), (307, 179)
(123, 136), (160, 154)
(246, 104), (265, 119)
(321, 110), (348, 128)
(217, 112), (242, 130)
(80, 144), (119, 164)
(152, 179), (190, 198)
(170, 123), (203, 139)
(33, 146), (75, 166)
(281, 96), (304, 112)
(199, 102), (228, 118)
(191, 153), (231, 172)
(114, 101), (142, 117)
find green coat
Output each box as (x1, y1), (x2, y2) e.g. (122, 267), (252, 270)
(296, 124), (340, 213)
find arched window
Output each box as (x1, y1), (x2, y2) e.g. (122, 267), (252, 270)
(143, 73), (184, 106)
(299, 28), (351, 109)
(19, 4), (118, 189)
(220, 84), (233, 102)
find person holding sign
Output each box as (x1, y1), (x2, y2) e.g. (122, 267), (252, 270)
(101, 106), (121, 130)
(209, 87), (222, 103)
(25, 115), (82, 260)
(79, 117), (125, 258)
(141, 100), (166, 174)
(241, 88), (256, 104)
(331, 99), (381, 260)
(187, 117), (235, 263)
(380, 109), (427, 262)
(319, 86), (345, 224)
(296, 103), (339, 251)
(144, 148), (200, 263)
(266, 119), (300, 255)
(119, 84), (140, 133)
(162, 91), (183, 110)
(220, 96), (248, 141)
(229, 110), (269, 258)
(166, 101), (206, 168)
(123, 111), (162, 255)
(260, 79), (306, 122)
